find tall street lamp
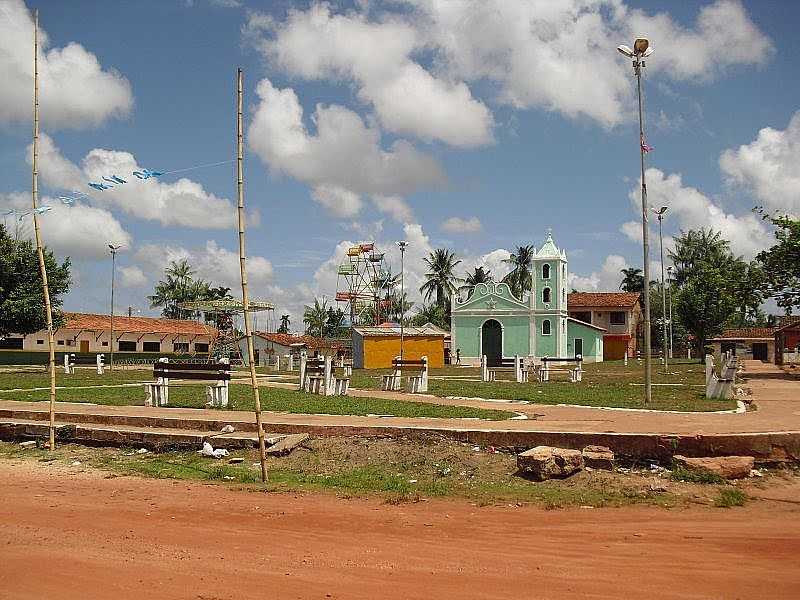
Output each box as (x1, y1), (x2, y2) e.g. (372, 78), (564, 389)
(396, 240), (409, 361)
(618, 37), (654, 403)
(108, 244), (122, 370)
(652, 205), (669, 372)
(666, 265), (674, 360)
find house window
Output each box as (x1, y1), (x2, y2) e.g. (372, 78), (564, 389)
(37, 339), (44, 345)
(610, 311), (626, 325)
(118, 340), (137, 352)
(571, 311), (591, 324)
(101, 341), (108, 347)
(0, 337), (23, 349)
(542, 319), (551, 335)
(173, 342), (189, 353)
(57, 340), (65, 346)
(542, 264), (551, 279)
(142, 341), (160, 352)
(542, 287), (551, 303)
(194, 343), (209, 353)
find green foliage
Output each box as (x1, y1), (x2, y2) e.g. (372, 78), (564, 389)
(619, 267), (644, 293)
(674, 262), (737, 354)
(464, 266), (492, 287)
(277, 314), (291, 334)
(0, 224), (71, 336)
(147, 259), (231, 321)
(714, 488), (747, 508)
(410, 302), (449, 330)
(420, 249), (462, 308)
(670, 465), (726, 484)
(756, 212), (800, 313)
(303, 297), (328, 338)
(502, 245), (535, 299)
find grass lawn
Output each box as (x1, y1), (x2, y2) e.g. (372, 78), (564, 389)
(0, 370), (513, 421)
(350, 359), (737, 412)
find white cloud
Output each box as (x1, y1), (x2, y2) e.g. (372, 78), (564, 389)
(1, 191), (132, 260)
(0, 0), (133, 128)
(627, 168), (771, 258)
(569, 254), (630, 292)
(248, 4), (494, 147)
(441, 216), (481, 234)
(118, 265), (147, 288)
(32, 134), (241, 229)
(135, 241), (273, 294)
(720, 111), (800, 214)
(247, 78), (444, 218)
(371, 195), (414, 223)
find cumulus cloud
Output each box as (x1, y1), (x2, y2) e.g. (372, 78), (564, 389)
(247, 3), (494, 147)
(1, 191), (132, 260)
(371, 195), (414, 223)
(118, 265), (147, 288)
(625, 168), (771, 258)
(31, 134), (241, 229)
(0, 0), (133, 128)
(720, 111), (800, 214)
(569, 254), (630, 292)
(441, 216), (482, 233)
(247, 78), (444, 218)
(135, 240), (273, 293)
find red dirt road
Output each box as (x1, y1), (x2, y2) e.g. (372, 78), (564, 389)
(1, 462), (799, 600)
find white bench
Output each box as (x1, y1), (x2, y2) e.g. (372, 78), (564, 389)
(145, 357), (231, 408)
(63, 353), (105, 374)
(539, 356), (583, 383)
(706, 354), (735, 399)
(298, 354), (350, 396)
(383, 356), (428, 393)
(481, 355), (525, 382)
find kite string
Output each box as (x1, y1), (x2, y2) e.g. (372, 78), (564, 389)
(160, 159), (235, 176)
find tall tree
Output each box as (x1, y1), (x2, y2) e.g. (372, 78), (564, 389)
(277, 314), (291, 334)
(410, 302), (448, 330)
(675, 262), (737, 355)
(148, 259), (212, 319)
(325, 306), (346, 337)
(668, 228), (730, 286)
(756, 212), (800, 313)
(0, 224), (71, 336)
(619, 267), (644, 293)
(420, 249), (462, 307)
(501, 245), (535, 299)
(464, 266), (492, 287)
(303, 298), (328, 338)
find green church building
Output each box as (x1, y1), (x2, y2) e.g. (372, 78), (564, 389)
(451, 232), (605, 366)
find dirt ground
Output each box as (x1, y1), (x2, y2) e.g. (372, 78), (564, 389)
(2, 460), (799, 599)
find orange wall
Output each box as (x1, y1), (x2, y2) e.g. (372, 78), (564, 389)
(362, 336), (444, 369)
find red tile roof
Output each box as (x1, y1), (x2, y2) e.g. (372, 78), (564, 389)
(253, 332), (342, 350)
(709, 327), (777, 340)
(567, 292), (640, 309)
(63, 312), (216, 336)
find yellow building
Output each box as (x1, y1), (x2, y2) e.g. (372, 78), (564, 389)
(352, 324), (447, 369)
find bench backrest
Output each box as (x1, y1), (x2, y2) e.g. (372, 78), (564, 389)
(153, 360), (231, 381)
(391, 359), (427, 370)
(541, 356), (582, 364)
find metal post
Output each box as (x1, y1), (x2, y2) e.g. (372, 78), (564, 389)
(397, 241), (408, 361)
(31, 10), (58, 450)
(236, 68), (268, 483)
(658, 212), (668, 372)
(667, 266), (674, 360)
(108, 245), (120, 370)
(635, 54), (652, 404)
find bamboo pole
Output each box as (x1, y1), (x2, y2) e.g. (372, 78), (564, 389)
(236, 68), (268, 482)
(31, 10), (57, 450)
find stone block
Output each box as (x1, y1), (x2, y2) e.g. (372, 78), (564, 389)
(517, 446), (584, 481)
(673, 455), (754, 480)
(582, 445), (615, 470)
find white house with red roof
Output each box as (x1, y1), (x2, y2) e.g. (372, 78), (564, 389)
(567, 292), (642, 360)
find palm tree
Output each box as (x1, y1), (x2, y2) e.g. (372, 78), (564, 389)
(420, 249), (462, 307)
(464, 266), (492, 287)
(148, 259), (211, 319)
(619, 267), (644, 293)
(278, 314), (291, 334)
(303, 298), (328, 338)
(668, 228), (730, 286)
(325, 306), (346, 337)
(501, 245), (535, 299)
(410, 302), (448, 329)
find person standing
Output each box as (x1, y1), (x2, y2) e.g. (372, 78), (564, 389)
(455, 348), (461, 366)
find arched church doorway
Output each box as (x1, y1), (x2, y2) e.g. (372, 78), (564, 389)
(482, 319), (503, 367)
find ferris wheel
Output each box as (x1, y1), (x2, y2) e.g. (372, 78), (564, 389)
(335, 242), (391, 326)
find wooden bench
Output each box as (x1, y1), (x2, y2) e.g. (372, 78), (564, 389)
(145, 358), (231, 408)
(481, 355), (525, 382)
(63, 353), (104, 374)
(298, 354), (350, 396)
(539, 356), (583, 383)
(383, 356), (428, 393)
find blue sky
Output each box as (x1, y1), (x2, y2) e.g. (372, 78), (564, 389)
(1, 0), (798, 326)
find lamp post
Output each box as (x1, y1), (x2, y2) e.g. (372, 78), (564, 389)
(108, 244), (121, 370)
(618, 37), (654, 403)
(396, 240), (408, 361)
(652, 206), (668, 372)
(666, 265), (674, 360)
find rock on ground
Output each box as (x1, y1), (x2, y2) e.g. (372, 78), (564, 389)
(582, 445), (615, 471)
(517, 446), (584, 481)
(672, 455), (754, 480)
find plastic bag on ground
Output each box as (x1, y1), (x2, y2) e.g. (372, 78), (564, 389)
(199, 441), (229, 459)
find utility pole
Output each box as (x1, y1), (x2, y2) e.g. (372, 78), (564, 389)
(31, 10), (58, 449)
(652, 206), (669, 372)
(667, 266), (674, 360)
(618, 38), (654, 403)
(236, 68), (268, 483)
(396, 241), (408, 361)
(108, 244), (121, 369)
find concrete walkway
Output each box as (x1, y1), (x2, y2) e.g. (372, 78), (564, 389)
(1, 361), (798, 461)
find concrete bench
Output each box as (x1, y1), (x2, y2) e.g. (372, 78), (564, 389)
(481, 355), (525, 382)
(145, 358), (231, 408)
(63, 353), (105, 375)
(385, 356), (429, 393)
(299, 354), (350, 396)
(539, 356), (583, 383)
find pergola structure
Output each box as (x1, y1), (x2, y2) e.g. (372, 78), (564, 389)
(178, 299), (275, 362)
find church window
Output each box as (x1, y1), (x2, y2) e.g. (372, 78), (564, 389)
(542, 319), (551, 335)
(542, 264), (551, 279)
(542, 287), (551, 303)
